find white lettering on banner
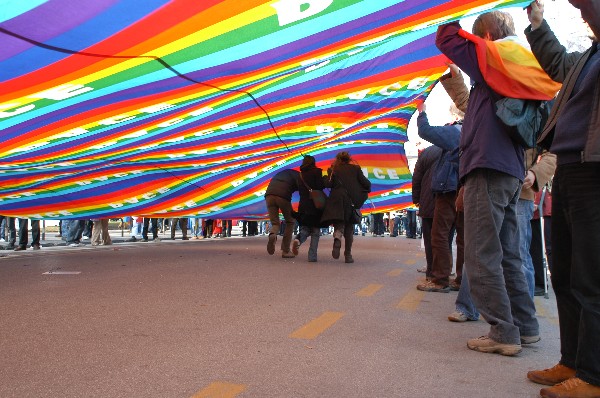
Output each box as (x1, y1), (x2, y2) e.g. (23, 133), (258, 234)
(220, 122), (238, 130)
(167, 154), (186, 158)
(9, 142), (49, 153)
(305, 60), (330, 73)
(255, 190), (266, 196)
(0, 103), (35, 118)
(363, 167), (401, 180)
(189, 106), (213, 116)
(373, 168), (386, 179)
(99, 114), (136, 125)
(31, 84), (93, 100)
(140, 103), (174, 114)
(315, 99), (335, 107)
(164, 136), (185, 143)
(123, 129), (148, 138)
(380, 83), (402, 96)
(347, 90), (370, 100)
(194, 129), (214, 136)
(271, 0), (333, 26)
(157, 118), (185, 128)
(316, 125), (335, 134)
(407, 77), (428, 90)
(54, 128), (89, 139)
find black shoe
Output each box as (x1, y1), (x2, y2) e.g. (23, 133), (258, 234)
(5, 244), (15, 250)
(13, 246), (26, 251)
(182, 237), (189, 240)
(141, 238), (148, 242)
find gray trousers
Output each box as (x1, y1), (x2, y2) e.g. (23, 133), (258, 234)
(463, 169), (538, 344)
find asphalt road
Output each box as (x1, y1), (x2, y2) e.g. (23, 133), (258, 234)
(0, 234), (560, 398)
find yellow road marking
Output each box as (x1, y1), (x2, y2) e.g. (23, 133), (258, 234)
(404, 259), (417, 265)
(387, 269), (403, 277)
(396, 289), (426, 312)
(191, 381), (246, 398)
(289, 311), (344, 340)
(355, 284), (383, 297)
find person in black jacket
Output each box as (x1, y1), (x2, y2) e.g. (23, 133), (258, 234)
(292, 155), (325, 262)
(321, 151), (371, 263)
(524, 2), (600, 396)
(412, 145), (443, 279)
(264, 168), (300, 258)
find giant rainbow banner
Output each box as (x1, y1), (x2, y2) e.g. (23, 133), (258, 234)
(0, 0), (531, 219)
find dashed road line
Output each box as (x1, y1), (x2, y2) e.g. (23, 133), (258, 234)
(289, 311), (344, 340)
(191, 381), (246, 398)
(404, 258), (417, 266)
(387, 269), (403, 277)
(355, 284), (383, 297)
(395, 289), (426, 312)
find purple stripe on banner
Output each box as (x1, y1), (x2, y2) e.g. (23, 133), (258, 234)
(0, 0), (118, 61)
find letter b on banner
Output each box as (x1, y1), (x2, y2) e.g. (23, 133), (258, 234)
(271, 0), (333, 26)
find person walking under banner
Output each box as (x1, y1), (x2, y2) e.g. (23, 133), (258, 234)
(320, 151), (371, 263)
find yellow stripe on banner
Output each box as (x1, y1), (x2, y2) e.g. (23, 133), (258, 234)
(387, 269), (403, 277)
(404, 259), (417, 265)
(396, 289), (425, 312)
(289, 311), (344, 340)
(355, 284), (383, 297)
(191, 381), (246, 398)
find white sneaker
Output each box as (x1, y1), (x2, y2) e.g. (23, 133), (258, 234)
(68, 243), (80, 247)
(153, 237), (161, 242)
(0, 238), (5, 242)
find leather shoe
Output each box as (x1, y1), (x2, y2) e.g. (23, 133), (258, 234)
(13, 246), (26, 251)
(528, 363), (576, 386)
(540, 377), (600, 398)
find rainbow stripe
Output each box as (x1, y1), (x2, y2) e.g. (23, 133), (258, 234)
(0, 0), (531, 219)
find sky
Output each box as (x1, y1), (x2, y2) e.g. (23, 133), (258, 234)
(405, 0), (592, 171)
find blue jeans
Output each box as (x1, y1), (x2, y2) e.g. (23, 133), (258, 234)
(66, 219), (85, 244)
(296, 226), (320, 261)
(517, 199), (535, 297)
(552, 163), (600, 386)
(455, 267), (479, 320)
(463, 169), (538, 344)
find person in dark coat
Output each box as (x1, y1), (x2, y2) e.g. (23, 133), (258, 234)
(292, 155), (325, 262)
(264, 168), (300, 258)
(412, 145), (443, 278)
(321, 151), (371, 263)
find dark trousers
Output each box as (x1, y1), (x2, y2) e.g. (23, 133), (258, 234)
(530, 218), (546, 288)
(142, 218), (158, 240)
(551, 163), (600, 386)
(1, 216), (16, 246)
(421, 217), (434, 277)
(17, 218), (40, 248)
(372, 213), (385, 235)
(430, 191), (457, 285)
(455, 210), (465, 284)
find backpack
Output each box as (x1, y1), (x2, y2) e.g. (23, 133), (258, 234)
(495, 97), (554, 149)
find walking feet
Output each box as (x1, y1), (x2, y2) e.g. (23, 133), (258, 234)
(292, 239), (300, 256)
(332, 238), (341, 259)
(448, 311), (477, 322)
(267, 233), (277, 255)
(344, 254), (354, 263)
(467, 336), (522, 356)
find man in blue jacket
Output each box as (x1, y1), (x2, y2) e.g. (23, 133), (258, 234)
(436, 11), (539, 356)
(415, 103), (461, 293)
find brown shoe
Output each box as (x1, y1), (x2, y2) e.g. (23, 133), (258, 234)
(417, 280), (450, 293)
(540, 377), (600, 398)
(528, 363), (577, 386)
